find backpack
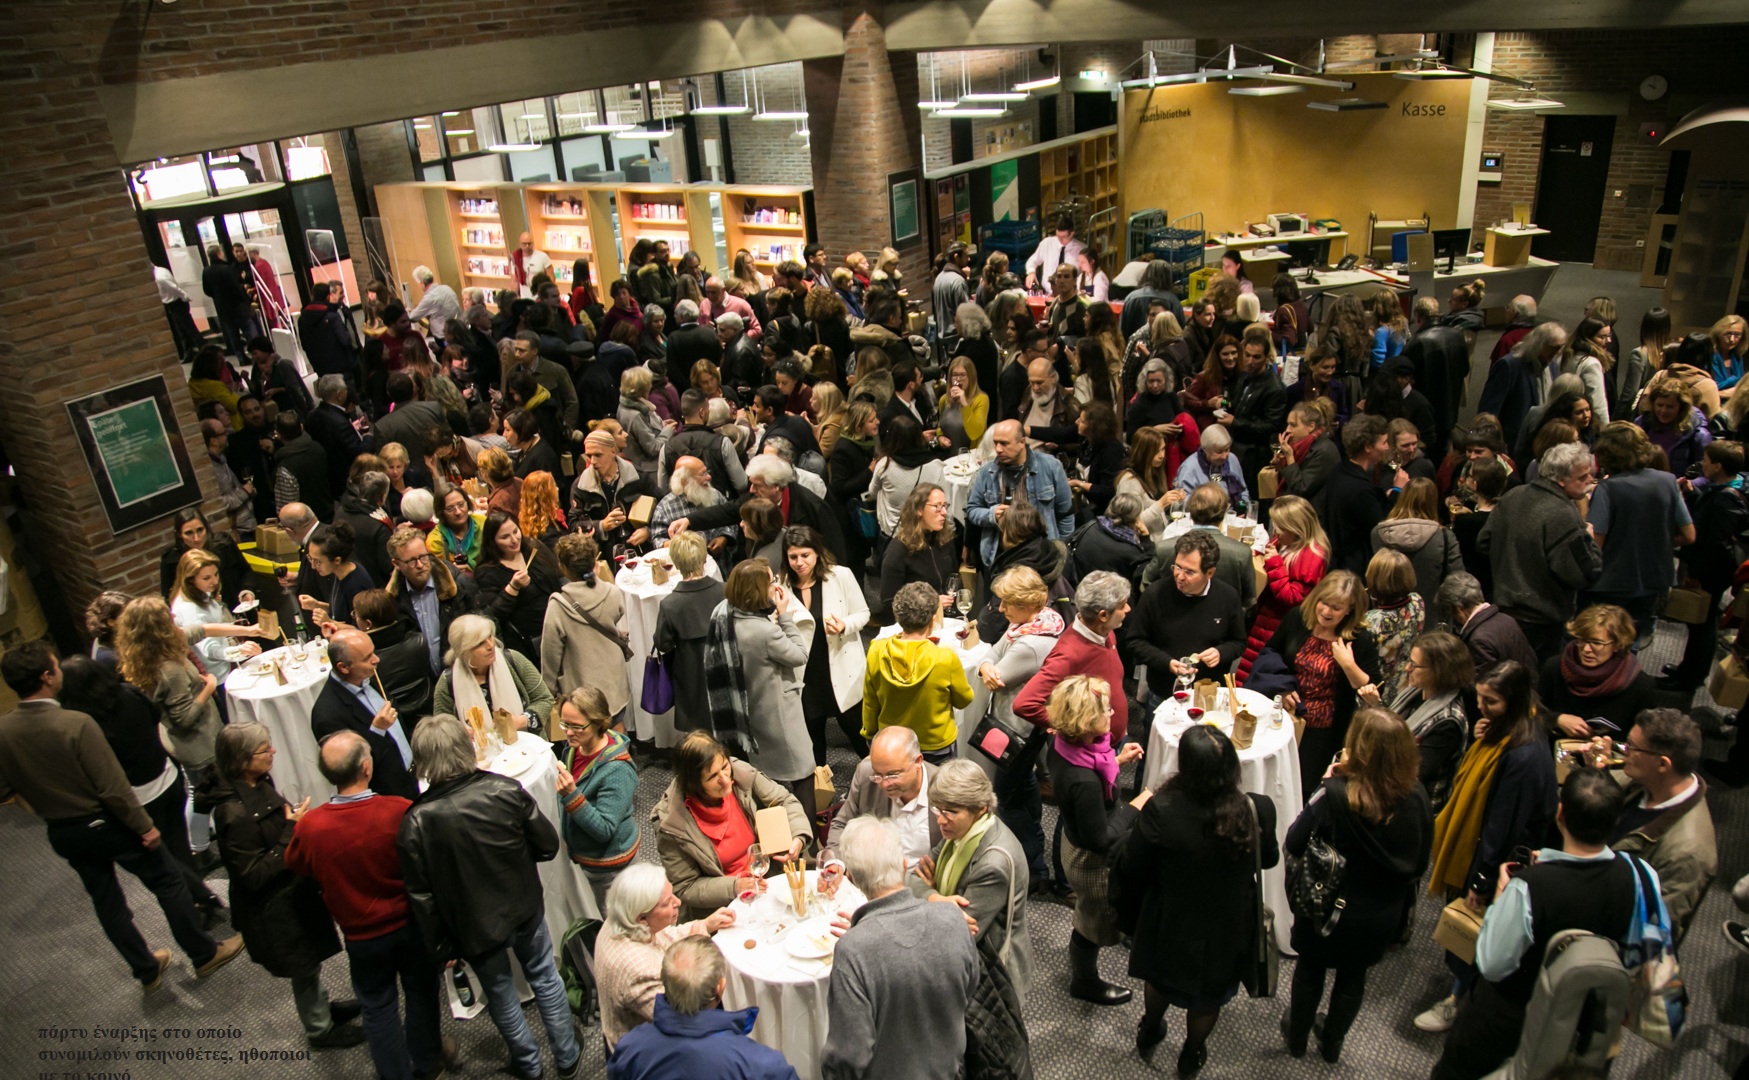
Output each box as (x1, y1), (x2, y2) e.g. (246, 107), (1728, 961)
(1492, 930), (1631, 1080)
(558, 915), (603, 1021)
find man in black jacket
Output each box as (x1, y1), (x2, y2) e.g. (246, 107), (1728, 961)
(228, 394), (279, 525)
(1404, 297), (1470, 460)
(371, 373), (444, 467)
(1124, 531), (1246, 683)
(335, 471), (394, 589)
(396, 715), (580, 1080)
(311, 629), (418, 800)
(305, 374), (369, 497)
(200, 243), (253, 359)
(668, 299), (724, 386)
(658, 390), (747, 496)
(1227, 330), (1288, 494)
(753, 384), (821, 459)
(273, 412), (334, 522)
(665, 454), (849, 567)
(385, 526), (479, 676)
(297, 281), (358, 379)
(1323, 415), (1390, 576)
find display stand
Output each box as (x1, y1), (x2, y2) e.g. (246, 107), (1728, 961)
(615, 185), (715, 271)
(521, 186), (618, 288)
(451, 190), (512, 289)
(1482, 226), (1549, 269)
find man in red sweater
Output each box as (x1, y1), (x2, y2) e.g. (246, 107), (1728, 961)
(285, 731), (451, 1080)
(1011, 571), (1133, 897)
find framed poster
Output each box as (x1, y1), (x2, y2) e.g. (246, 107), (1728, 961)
(888, 170), (921, 248)
(65, 375), (203, 535)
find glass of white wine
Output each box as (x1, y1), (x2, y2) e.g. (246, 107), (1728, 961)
(955, 587), (974, 622)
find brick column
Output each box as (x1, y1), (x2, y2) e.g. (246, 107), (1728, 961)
(0, 14), (223, 619)
(805, 9), (927, 287)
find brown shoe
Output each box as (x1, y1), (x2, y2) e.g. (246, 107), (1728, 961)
(195, 934), (244, 978)
(142, 949), (173, 995)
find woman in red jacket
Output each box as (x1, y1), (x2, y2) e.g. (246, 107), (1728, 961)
(1238, 495), (1328, 682)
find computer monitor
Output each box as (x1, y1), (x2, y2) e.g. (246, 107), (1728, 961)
(1432, 228), (1472, 272)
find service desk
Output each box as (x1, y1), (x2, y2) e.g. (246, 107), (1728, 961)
(1213, 230), (1351, 264)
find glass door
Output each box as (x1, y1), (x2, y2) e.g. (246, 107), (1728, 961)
(224, 208), (296, 328)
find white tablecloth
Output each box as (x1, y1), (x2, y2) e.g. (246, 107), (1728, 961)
(225, 643), (334, 806)
(941, 454), (982, 522)
(1143, 688), (1301, 953)
(873, 618), (993, 773)
(713, 870), (867, 1080)
(482, 732), (601, 953)
(614, 550), (722, 747)
(1157, 512), (1269, 553)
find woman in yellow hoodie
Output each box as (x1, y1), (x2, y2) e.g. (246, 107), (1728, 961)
(861, 581), (974, 765)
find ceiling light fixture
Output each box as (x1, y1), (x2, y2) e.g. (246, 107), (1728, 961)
(937, 106), (1008, 117)
(1322, 49), (1438, 71)
(1014, 74), (1060, 91)
(1121, 64), (1275, 90)
(1306, 98), (1388, 111)
(444, 128), (475, 136)
(441, 111), (461, 117)
(961, 91), (1028, 102)
(487, 142), (542, 152)
(1230, 85), (1304, 97)
(918, 54), (956, 109)
(694, 70), (753, 115)
(611, 127), (677, 140)
(753, 110), (809, 121)
(1486, 94), (1565, 111)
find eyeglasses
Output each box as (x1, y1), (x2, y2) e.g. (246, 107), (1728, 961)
(560, 722), (598, 734)
(873, 763), (917, 783)
(1574, 637), (1615, 650)
(395, 553), (432, 567)
(1619, 740), (1662, 760)
(924, 500), (948, 512)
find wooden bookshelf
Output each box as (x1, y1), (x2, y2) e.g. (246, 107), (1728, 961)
(1039, 132), (1119, 258)
(721, 185), (812, 273)
(521, 185), (619, 293)
(615, 185), (715, 269)
(444, 187), (513, 288)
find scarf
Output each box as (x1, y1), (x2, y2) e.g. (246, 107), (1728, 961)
(1288, 431), (1318, 462)
(936, 811), (996, 899)
(1006, 606), (1065, 641)
(1560, 643), (1640, 699)
(1097, 516), (1139, 546)
(685, 793), (755, 877)
(1397, 688), (1465, 742)
(1053, 731), (1119, 801)
(1426, 737), (1507, 896)
(703, 602), (757, 755)
(450, 649), (525, 738)
(439, 516), (477, 561)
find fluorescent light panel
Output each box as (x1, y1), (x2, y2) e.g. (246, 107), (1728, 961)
(918, 100), (957, 110)
(583, 123), (635, 133)
(936, 107), (1008, 117)
(962, 91), (1028, 102)
(691, 105), (750, 115)
(1014, 74), (1061, 91)
(1230, 86), (1304, 97)
(753, 110), (809, 121)
(1486, 96), (1565, 111)
(1121, 64), (1275, 90)
(445, 128), (475, 136)
(611, 128), (677, 139)
(487, 142), (542, 152)
(1306, 98), (1388, 111)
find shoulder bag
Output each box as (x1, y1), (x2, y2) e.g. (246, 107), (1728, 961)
(1286, 802), (1348, 938)
(1621, 853), (1687, 1048)
(557, 594), (634, 661)
(641, 645), (675, 715)
(1241, 795), (1279, 998)
(967, 701), (1032, 771)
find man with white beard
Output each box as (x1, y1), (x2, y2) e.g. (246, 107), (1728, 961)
(650, 456), (736, 558)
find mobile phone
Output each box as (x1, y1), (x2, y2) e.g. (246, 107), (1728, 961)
(1586, 717), (1619, 733)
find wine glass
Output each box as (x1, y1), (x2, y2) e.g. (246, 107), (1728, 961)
(955, 587), (974, 622)
(816, 847), (845, 905)
(748, 843), (770, 880)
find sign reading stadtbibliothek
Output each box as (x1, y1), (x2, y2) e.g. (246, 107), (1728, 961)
(66, 375), (203, 535)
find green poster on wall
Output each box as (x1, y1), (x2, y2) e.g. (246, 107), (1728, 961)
(991, 160), (1020, 222)
(89, 399), (183, 508)
(889, 173), (920, 246)
(66, 375), (203, 535)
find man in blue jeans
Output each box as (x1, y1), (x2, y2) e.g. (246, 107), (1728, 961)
(286, 731), (451, 1080)
(398, 715), (581, 1080)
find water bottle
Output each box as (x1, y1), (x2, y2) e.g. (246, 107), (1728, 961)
(1272, 694), (1286, 728)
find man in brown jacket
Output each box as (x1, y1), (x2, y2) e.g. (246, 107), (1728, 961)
(0, 641), (242, 992)
(1608, 708), (1718, 942)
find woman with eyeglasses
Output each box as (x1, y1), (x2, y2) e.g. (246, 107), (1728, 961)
(875, 483), (959, 627)
(552, 686), (639, 907)
(1388, 631), (1475, 815)
(1538, 604), (1659, 741)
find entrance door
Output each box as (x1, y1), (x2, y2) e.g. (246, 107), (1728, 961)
(1531, 115), (1616, 263)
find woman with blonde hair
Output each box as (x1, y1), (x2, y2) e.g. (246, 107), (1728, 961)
(976, 250), (1011, 306)
(117, 596), (224, 852)
(1282, 709), (1431, 1062)
(1636, 373), (1712, 476)
(732, 249), (771, 292)
(169, 549), (266, 682)
(809, 380), (847, 459)
(476, 446), (520, 518)
(1264, 570), (1381, 802)
(940, 355), (991, 451)
(1366, 287), (1407, 366)
(1234, 292), (1261, 326)
(1539, 603), (1659, 737)
(1370, 476), (1462, 610)
(1238, 494), (1328, 682)
(1048, 674), (1149, 1007)
(1360, 548), (1423, 703)
(1710, 313), (1747, 395)
(377, 441), (412, 519)
(518, 470), (566, 547)
(617, 365), (670, 488)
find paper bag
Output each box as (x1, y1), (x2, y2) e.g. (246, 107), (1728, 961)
(754, 806), (796, 861)
(256, 524), (300, 558)
(627, 495), (656, 526)
(1256, 467), (1280, 500)
(1663, 586), (1712, 625)
(1253, 553), (1268, 597)
(1194, 680), (1219, 711)
(1709, 653), (1749, 709)
(1433, 897), (1485, 965)
(813, 765), (836, 816)
(1232, 708), (1257, 750)
(257, 609), (279, 638)
(648, 558), (670, 585)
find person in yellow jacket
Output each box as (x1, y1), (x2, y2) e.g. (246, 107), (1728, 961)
(862, 581), (974, 765)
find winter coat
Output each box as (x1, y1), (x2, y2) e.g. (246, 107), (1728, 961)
(653, 577), (726, 734)
(1285, 777), (1432, 967)
(799, 565), (871, 712)
(1370, 518), (1463, 606)
(205, 773), (341, 978)
(432, 647), (555, 735)
(911, 814), (1034, 1005)
(557, 729), (640, 872)
(734, 605), (814, 783)
(608, 995), (799, 1080)
(1239, 545), (1327, 683)
(652, 759), (811, 919)
(540, 578), (633, 717)
(1477, 477), (1603, 627)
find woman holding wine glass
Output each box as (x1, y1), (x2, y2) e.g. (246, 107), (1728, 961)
(653, 731), (813, 919)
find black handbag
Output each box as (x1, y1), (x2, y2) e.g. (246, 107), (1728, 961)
(1241, 796), (1279, 998)
(967, 705), (1032, 770)
(1286, 821), (1348, 938)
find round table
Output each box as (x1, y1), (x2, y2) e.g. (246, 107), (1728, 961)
(1143, 687), (1301, 953)
(225, 643), (334, 806)
(613, 549), (722, 747)
(1157, 512), (1269, 551)
(940, 453), (981, 522)
(712, 869), (867, 1080)
(481, 732), (601, 949)
(873, 618), (993, 775)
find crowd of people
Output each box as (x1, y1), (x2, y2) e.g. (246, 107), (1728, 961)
(4, 232), (1747, 1080)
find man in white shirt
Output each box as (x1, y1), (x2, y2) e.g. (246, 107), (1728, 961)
(825, 727), (939, 861)
(154, 263), (202, 359)
(1024, 216), (1085, 293)
(511, 232), (551, 297)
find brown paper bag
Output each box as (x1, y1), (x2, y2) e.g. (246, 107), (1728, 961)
(1194, 680), (1219, 711)
(1232, 708), (1257, 750)
(1709, 653), (1749, 709)
(627, 495), (656, 526)
(1433, 897), (1485, 965)
(1253, 553), (1268, 597)
(1663, 586), (1712, 625)
(648, 558), (670, 585)
(257, 609), (279, 638)
(813, 765), (836, 816)
(753, 806), (796, 860)
(1256, 466), (1280, 500)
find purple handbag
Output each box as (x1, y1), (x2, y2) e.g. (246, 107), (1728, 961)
(642, 648), (676, 714)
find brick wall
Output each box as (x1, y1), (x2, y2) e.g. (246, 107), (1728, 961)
(1466, 28), (1749, 271)
(703, 65), (814, 187)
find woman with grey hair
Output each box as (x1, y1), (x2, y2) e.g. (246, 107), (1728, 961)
(1066, 490), (1152, 587)
(432, 613), (554, 737)
(952, 300), (1001, 403)
(202, 722), (359, 1048)
(912, 760), (1034, 1003)
(593, 864), (735, 1052)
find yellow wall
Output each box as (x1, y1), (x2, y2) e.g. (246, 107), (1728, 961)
(1118, 74), (1473, 240)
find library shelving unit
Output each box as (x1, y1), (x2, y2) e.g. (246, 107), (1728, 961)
(615, 185), (715, 271)
(721, 186), (813, 276)
(1039, 131), (1119, 257)
(520, 185), (619, 292)
(448, 188), (514, 291)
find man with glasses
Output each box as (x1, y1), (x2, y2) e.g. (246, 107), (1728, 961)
(1478, 441), (1603, 662)
(826, 726), (939, 861)
(1603, 708), (1717, 942)
(384, 526), (479, 676)
(1125, 531), (1245, 689)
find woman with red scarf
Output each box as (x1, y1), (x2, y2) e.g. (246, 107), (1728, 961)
(1536, 604), (1659, 739)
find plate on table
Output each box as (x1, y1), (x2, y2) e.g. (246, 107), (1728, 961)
(221, 645), (253, 662)
(782, 918), (837, 959)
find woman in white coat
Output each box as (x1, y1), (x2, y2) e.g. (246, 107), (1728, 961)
(781, 525), (870, 764)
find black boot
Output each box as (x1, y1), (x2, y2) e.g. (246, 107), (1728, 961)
(1137, 1015), (1167, 1060)
(1313, 1013), (1344, 1064)
(1068, 930), (1132, 1005)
